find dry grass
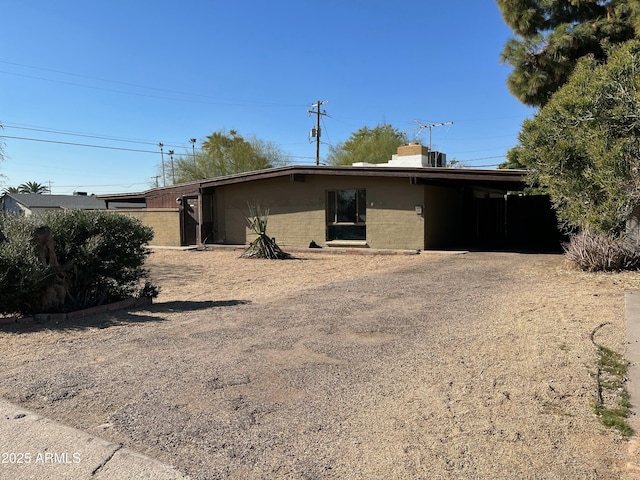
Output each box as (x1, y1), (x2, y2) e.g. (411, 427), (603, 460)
(1, 248), (640, 479)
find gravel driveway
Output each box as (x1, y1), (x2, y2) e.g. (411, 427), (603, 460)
(0, 249), (637, 479)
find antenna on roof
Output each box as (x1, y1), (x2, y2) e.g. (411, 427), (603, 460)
(413, 120), (453, 151)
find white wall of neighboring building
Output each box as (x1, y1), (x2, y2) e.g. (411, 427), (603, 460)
(352, 143), (446, 168)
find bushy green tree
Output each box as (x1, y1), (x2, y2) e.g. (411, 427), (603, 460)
(327, 124), (408, 166)
(498, 0), (636, 108)
(171, 129), (289, 183)
(514, 40), (640, 233)
(498, 145), (527, 169)
(0, 210), (157, 315)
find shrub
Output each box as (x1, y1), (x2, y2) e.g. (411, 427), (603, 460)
(564, 230), (640, 272)
(0, 215), (54, 314)
(0, 210), (158, 315)
(240, 204), (291, 260)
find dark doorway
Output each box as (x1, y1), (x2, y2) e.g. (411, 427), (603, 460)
(475, 197), (506, 248)
(459, 193), (562, 252)
(505, 194), (564, 252)
(181, 196), (199, 246)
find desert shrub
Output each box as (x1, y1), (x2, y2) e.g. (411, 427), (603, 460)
(0, 210), (157, 315)
(0, 215), (54, 314)
(564, 230), (640, 272)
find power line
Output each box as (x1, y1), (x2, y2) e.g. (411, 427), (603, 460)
(52, 182), (150, 188)
(0, 62), (307, 108)
(460, 155), (506, 162)
(0, 135), (160, 154)
(321, 116), (333, 148)
(450, 146), (513, 155)
(0, 133), (317, 161)
(3, 123), (184, 149)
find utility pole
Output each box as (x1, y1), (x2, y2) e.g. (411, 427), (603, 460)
(158, 142), (165, 187)
(308, 100), (328, 166)
(168, 150), (175, 184)
(189, 138), (197, 172)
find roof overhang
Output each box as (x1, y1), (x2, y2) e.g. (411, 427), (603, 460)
(98, 165), (529, 202)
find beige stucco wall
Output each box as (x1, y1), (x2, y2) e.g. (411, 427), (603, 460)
(213, 175), (427, 250)
(115, 209), (181, 246)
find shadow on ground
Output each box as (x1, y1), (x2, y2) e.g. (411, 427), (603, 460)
(0, 300), (249, 333)
(148, 299), (250, 313)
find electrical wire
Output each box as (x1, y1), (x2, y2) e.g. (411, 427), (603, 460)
(3, 123), (184, 149)
(0, 61), (307, 108)
(0, 135), (159, 154)
(0, 133), (317, 161)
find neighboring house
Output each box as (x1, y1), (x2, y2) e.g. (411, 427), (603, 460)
(100, 145), (562, 251)
(1, 192), (106, 216)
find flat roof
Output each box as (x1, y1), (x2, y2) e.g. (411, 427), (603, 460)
(99, 165), (529, 202)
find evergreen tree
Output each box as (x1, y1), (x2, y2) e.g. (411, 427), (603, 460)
(498, 0), (636, 107)
(514, 40), (640, 233)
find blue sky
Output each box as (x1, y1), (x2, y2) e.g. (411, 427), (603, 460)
(0, 0), (533, 195)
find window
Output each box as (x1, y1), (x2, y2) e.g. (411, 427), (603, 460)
(326, 189), (366, 241)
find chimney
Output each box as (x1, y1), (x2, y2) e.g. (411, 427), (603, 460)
(397, 143), (430, 157)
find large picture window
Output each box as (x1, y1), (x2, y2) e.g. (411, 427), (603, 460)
(326, 189), (366, 241)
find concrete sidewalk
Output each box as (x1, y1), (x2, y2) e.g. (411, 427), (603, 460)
(626, 291), (640, 433)
(0, 399), (189, 479)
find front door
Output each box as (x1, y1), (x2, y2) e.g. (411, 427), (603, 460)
(182, 196), (199, 245)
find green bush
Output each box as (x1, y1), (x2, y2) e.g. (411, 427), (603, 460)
(0, 210), (158, 315)
(0, 215), (54, 314)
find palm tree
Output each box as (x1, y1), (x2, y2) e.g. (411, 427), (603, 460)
(18, 181), (50, 194)
(1, 186), (19, 194)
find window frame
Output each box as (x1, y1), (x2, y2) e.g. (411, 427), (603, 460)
(326, 189), (366, 241)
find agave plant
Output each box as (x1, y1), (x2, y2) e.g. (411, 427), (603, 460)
(241, 203), (291, 259)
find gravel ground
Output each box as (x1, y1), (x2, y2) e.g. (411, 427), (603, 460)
(1, 248), (639, 479)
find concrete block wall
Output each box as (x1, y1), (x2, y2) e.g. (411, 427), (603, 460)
(114, 209), (181, 246)
(364, 178), (425, 250)
(214, 175), (426, 250)
(215, 178), (326, 247)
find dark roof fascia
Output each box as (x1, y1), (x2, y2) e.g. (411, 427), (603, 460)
(97, 179), (203, 202)
(198, 165), (529, 188)
(99, 166), (529, 202)
(98, 192), (147, 203)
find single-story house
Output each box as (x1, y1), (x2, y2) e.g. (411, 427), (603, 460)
(1, 192), (106, 216)
(100, 145), (562, 252)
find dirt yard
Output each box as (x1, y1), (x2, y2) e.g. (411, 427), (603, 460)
(1, 248), (640, 479)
